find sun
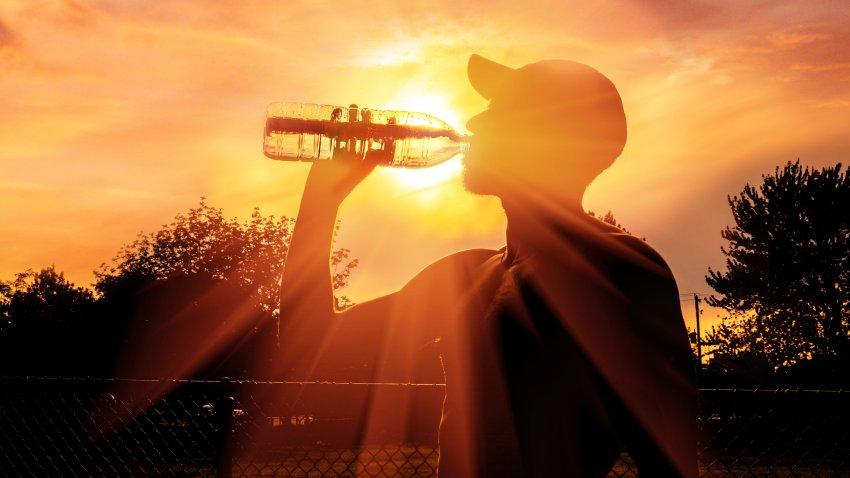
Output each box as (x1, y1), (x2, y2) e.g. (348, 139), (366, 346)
(391, 94), (463, 132)
(388, 155), (464, 190)
(380, 94), (466, 189)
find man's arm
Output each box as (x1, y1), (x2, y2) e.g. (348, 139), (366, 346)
(277, 157), (381, 378)
(277, 157), (498, 381)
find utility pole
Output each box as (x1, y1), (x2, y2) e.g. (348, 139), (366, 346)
(694, 293), (702, 366)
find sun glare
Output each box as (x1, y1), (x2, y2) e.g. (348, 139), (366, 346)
(380, 94), (466, 189)
(384, 93), (464, 133)
(387, 155), (464, 190)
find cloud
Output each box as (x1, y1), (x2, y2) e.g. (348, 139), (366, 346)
(0, 17), (16, 47)
(2, 0), (850, 302)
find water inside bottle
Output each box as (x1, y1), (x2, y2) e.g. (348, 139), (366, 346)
(263, 102), (468, 168)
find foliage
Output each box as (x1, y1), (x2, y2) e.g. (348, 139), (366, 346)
(1, 199), (360, 377)
(706, 160), (850, 371)
(588, 210), (645, 240)
(0, 281), (10, 335)
(0, 266), (95, 333)
(588, 210), (628, 231)
(95, 198), (357, 314)
(0, 266), (97, 374)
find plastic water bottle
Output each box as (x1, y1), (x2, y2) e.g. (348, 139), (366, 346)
(263, 102), (469, 168)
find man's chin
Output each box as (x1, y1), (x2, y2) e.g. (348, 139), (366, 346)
(462, 164), (508, 198)
(461, 169), (489, 196)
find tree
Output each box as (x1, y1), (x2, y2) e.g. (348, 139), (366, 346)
(588, 210), (645, 240)
(0, 266), (95, 336)
(0, 199), (360, 378)
(588, 210), (629, 231)
(92, 198), (360, 378)
(0, 281), (11, 336)
(706, 160), (850, 372)
(95, 198), (358, 313)
(0, 266), (96, 374)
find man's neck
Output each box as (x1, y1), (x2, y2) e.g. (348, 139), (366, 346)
(502, 196), (588, 266)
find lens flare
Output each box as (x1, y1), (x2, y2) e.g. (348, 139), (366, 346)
(386, 155), (463, 190)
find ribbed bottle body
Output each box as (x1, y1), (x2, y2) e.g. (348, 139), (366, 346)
(263, 102), (468, 168)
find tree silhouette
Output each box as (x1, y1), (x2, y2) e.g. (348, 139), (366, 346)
(0, 199), (359, 378)
(0, 266), (96, 375)
(588, 210), (629, 232)
(588, 210), (645, 240)
(91, 198), (360, 378)
(706, 160), (850, 373)
(95, 198), (358, 314)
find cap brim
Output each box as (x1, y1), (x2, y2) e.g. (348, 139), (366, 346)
(468, 54), (515, 100)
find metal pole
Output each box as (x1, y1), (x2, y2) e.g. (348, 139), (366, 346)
(215, 378), (234, 478)
(694, 293), (702, 366)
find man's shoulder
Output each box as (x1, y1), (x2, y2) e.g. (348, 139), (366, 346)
(419, 247), (504, 275)
(586, 221), (674, 284)
(587, 217), (662, 260)
(400, 248), (503, 292)
(441, 247), (505, 263)
(616, 232), (668, 269)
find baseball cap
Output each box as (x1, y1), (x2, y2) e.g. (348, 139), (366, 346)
(467, 54), (627, 156)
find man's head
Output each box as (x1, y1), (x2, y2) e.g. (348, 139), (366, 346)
(463, 54), (627, 204)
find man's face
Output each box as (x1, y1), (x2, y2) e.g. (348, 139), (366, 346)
(461, 58), (626, 203)
(462, 98), (568, 199)
(462, 100), (528, 197)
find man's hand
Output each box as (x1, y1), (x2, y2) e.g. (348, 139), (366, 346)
(303, 149), (379, 206)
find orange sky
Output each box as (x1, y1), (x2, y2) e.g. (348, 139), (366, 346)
(2, 0), (850, 334)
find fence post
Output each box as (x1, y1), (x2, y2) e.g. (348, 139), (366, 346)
(214, 377), (234, 478)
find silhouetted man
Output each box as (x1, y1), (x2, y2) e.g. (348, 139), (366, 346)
(278, 54), (697, 477)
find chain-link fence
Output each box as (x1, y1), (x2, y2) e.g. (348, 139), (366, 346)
(698, 388), (849, 477)
(0, 377), (847, 477)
